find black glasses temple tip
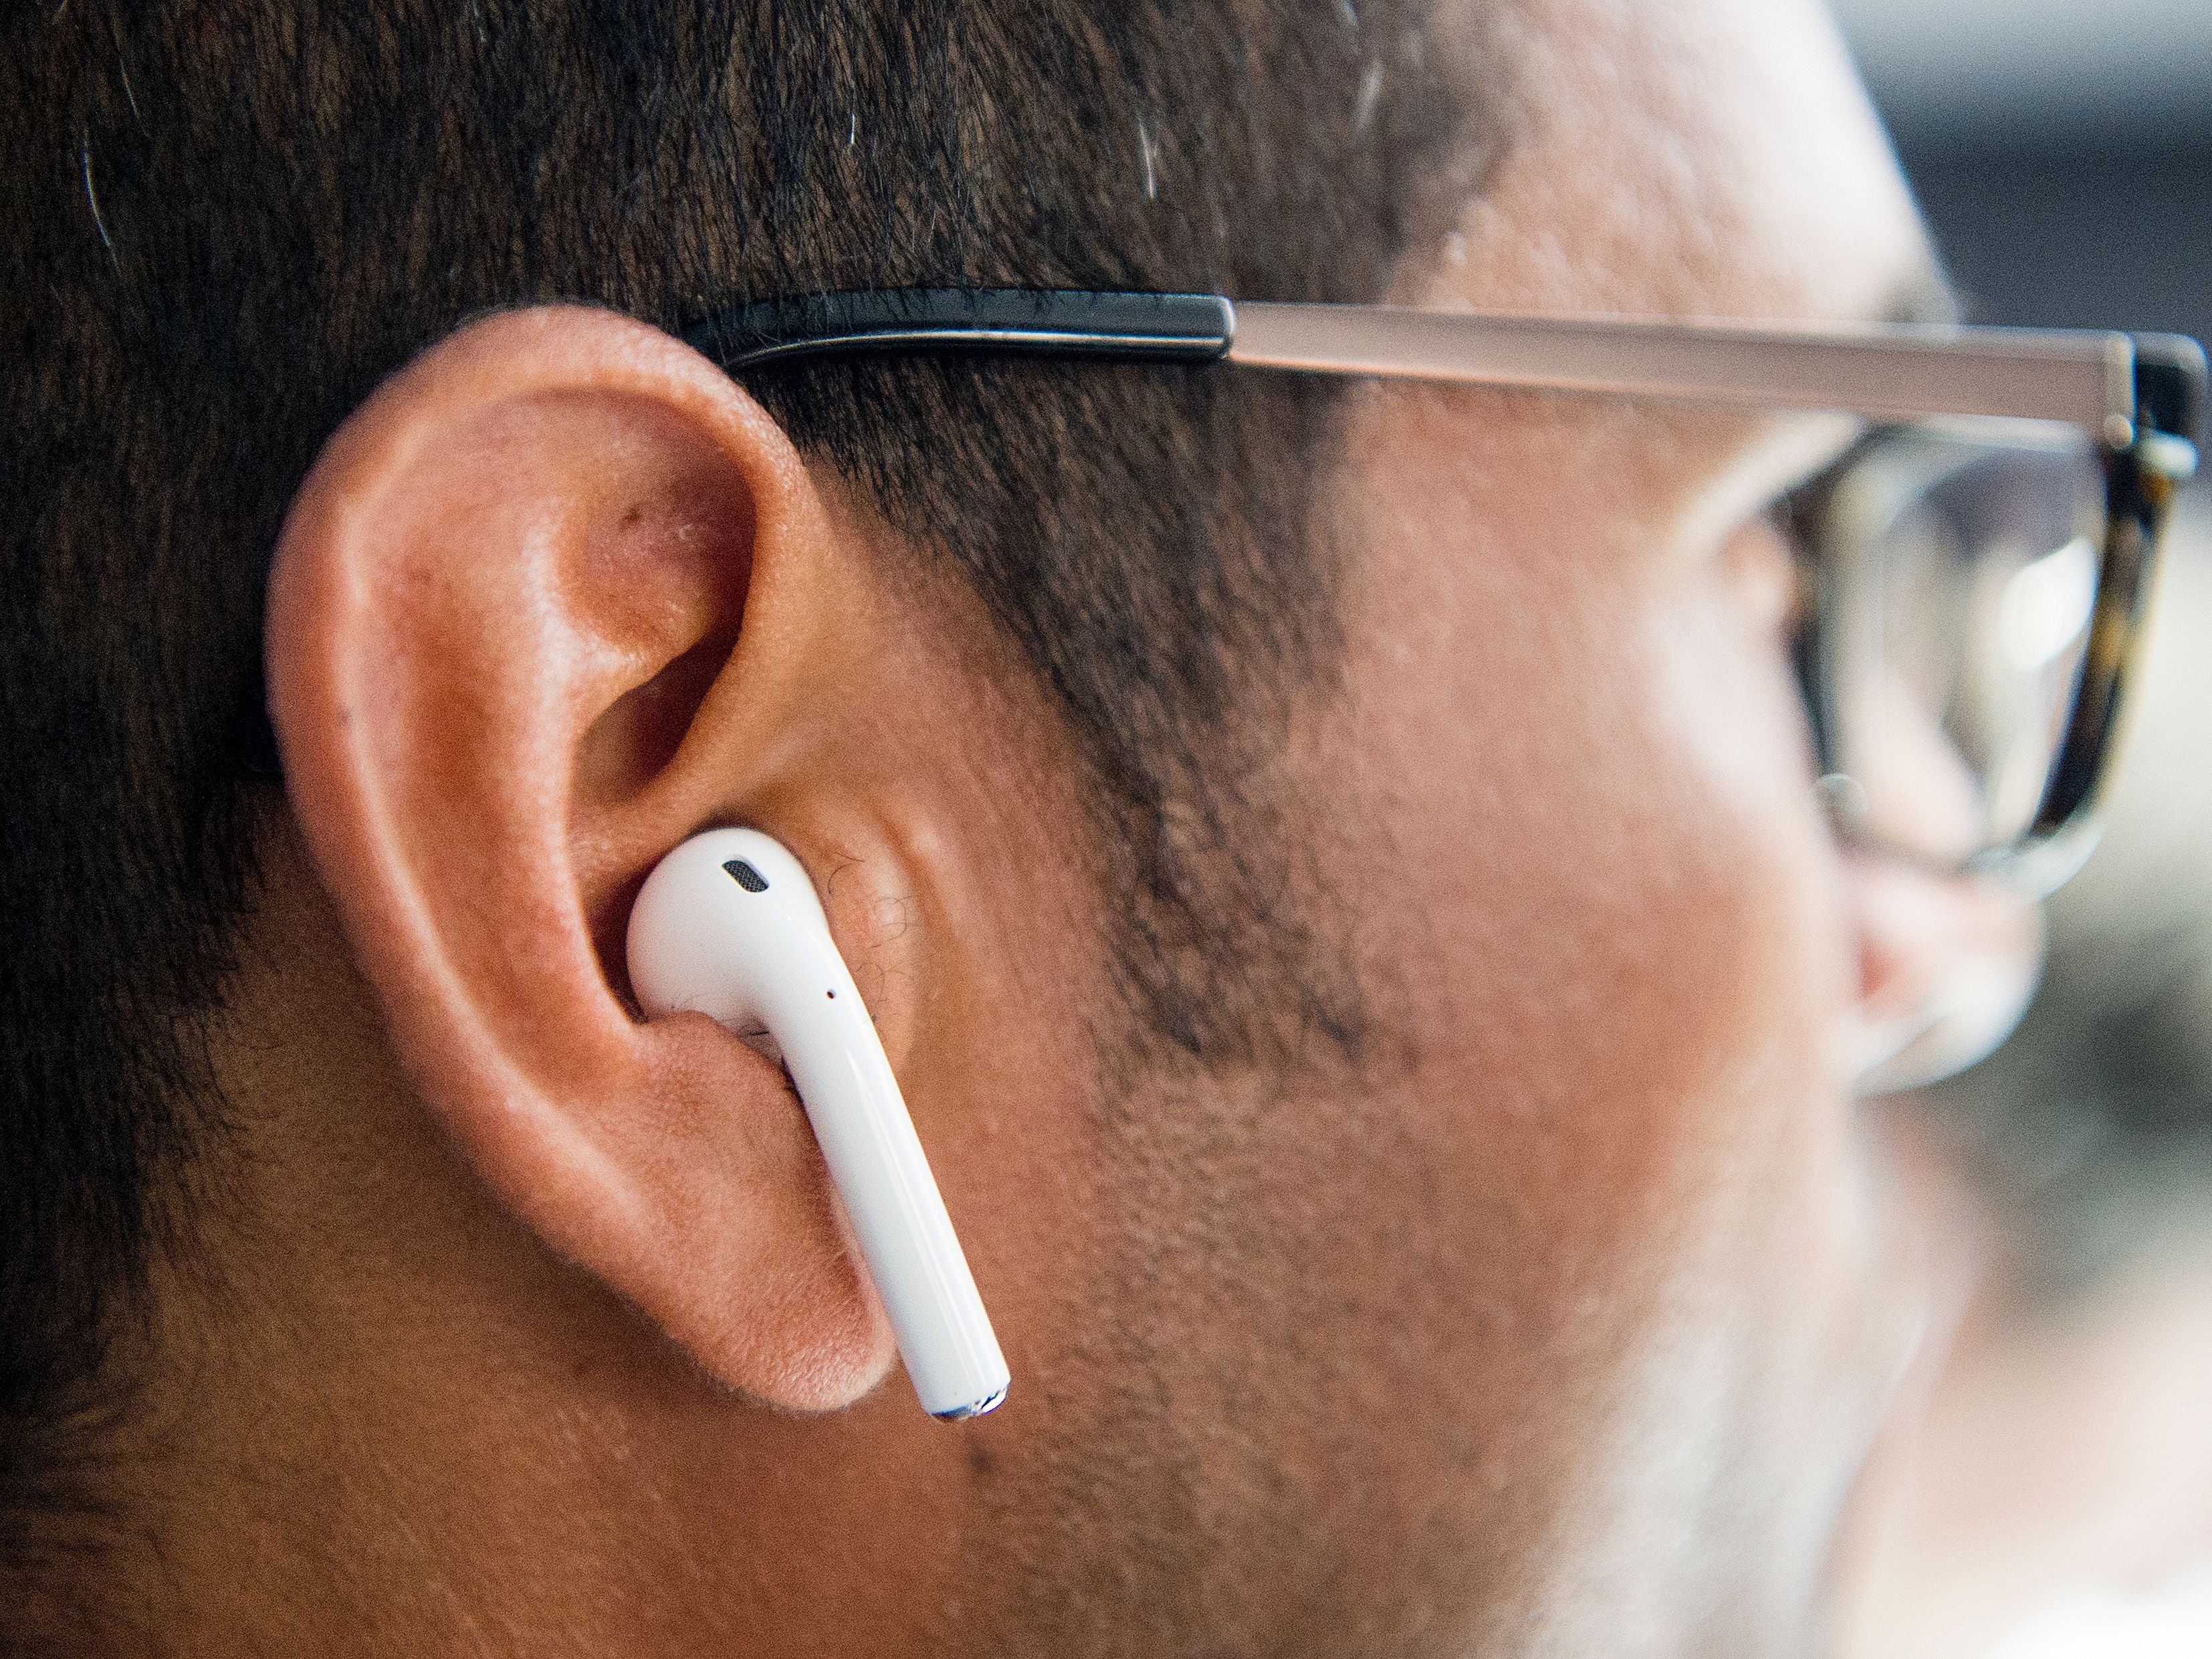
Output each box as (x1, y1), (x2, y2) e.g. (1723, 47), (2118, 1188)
(682, 287), (1235, 372)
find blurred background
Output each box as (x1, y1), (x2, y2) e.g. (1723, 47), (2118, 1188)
(1825, 2), (2212, 1654)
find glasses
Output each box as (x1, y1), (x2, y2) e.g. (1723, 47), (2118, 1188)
(685, 289), (2205, 893)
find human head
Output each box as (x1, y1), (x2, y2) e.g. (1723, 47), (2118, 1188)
(3, 0), (2024, 1652)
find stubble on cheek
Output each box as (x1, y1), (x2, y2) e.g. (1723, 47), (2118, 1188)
(949, 391), (1906, 1656)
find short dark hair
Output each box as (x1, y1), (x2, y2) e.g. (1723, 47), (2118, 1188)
(0, 0), (1485, 1606)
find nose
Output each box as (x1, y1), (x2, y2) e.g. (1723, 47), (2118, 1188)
(1844, 855), (2043, 1095)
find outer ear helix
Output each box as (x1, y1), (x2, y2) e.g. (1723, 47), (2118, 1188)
(628, 827), (1010, 1420)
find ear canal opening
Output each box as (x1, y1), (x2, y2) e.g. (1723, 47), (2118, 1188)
(574, 629), (738, 812)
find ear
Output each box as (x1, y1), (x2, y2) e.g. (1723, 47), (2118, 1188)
(265, 306), (897, 1410)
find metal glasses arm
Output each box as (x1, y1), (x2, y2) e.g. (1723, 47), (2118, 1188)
(1228, 303), (2140, 437)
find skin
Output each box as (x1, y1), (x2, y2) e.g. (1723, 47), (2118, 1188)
(106, 0), (2039, 1654)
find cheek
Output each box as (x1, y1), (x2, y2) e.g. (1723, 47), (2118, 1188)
(966, 433), (1908, 1654)
(1291, 448), (1894, 1620)
(1342, 467), (1847, 1145)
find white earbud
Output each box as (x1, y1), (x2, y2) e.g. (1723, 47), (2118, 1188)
(626, 828), (1009, 1421)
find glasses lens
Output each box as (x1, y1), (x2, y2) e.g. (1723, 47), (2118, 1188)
(1808, 421), (2107, 866)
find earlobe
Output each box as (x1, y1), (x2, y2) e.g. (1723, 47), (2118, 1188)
(265, 306), (897, 1410)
